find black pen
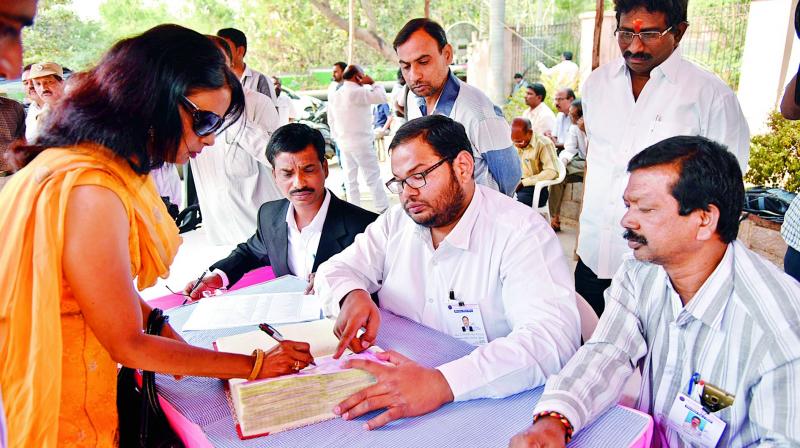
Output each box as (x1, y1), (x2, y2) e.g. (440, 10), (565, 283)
(259, 323), (316, 366)
(183, 270), (208, 305)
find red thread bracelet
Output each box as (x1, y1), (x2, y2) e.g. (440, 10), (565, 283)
(533, 410), (574, 444)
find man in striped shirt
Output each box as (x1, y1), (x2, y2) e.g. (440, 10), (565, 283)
(511, 136), (800, 447)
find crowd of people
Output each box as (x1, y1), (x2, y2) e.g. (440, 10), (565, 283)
(0, 0), (799, 447)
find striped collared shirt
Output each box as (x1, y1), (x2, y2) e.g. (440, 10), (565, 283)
(534, 241), (800, 446)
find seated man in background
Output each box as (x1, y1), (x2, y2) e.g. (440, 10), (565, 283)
(511, 136), (800, 447)
(511, 117), (559, 208)
(548, 99), (587, 232)
(185, 124), (378, 298)
(315, 115), (579, 430)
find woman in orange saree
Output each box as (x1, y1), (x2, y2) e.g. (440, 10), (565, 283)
(0, 25), (314, 447)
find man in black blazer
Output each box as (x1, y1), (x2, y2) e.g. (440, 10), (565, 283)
(184, 123), (378, 299)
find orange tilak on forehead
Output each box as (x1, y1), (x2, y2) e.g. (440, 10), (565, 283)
(633, 19), (643, 33)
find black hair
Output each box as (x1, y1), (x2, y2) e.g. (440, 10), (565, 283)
(389, 115), (473, 161)
(562, 51), (573, 60)
(266, 123), (326, 166)
(570, 98), (583, 117)
(393, 18), (448, 51)
(627, 135), (744, 243)
(614, 0), (688, 29)
(528, 82), (546, 100)
(217, 28), (247, 52)
(207, 35), (233, 62)
(514, 73), (523, 79)
(334, 61), (347, 71)
(562, 88), (576, 100)
(15, 24), (245, 174)
(342, 65), (361, 81)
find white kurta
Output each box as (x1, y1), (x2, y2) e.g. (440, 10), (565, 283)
(190, 87), (283, 245)
(328, 81), (389, 211)
(151, 163), (182, 207)
(274, 93), (298, 127)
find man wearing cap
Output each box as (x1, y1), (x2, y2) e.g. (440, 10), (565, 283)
(27, 62), (64, 141)
(21, 64), (43, 142)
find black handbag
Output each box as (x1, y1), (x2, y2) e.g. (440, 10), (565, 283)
(117, 308), (184, 448)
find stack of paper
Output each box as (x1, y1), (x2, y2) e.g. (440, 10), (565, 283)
(182, 292), (321, 331)
(214, 319), (382, 439)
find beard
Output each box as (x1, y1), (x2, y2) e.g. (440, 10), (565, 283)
(404, 171), (466, 228)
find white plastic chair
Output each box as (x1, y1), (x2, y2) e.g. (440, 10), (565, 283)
(576, 292), (599, 342)
(575, 292), (642, 406)
(531, 156), (566, 221)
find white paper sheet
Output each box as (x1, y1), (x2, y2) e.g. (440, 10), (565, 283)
(182, 292), (321, 331)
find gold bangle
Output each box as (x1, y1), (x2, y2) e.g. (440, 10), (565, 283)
(248, 349), (265, 381)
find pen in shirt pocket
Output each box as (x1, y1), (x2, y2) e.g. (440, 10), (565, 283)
(649, 114), (662, 133)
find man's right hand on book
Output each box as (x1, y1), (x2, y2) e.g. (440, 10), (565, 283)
(259, 340), (315, 378)
(182, 272), (224, 300)
(333, 289), (381, 359)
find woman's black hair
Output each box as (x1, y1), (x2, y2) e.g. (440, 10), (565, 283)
(15, 24), (244, 174)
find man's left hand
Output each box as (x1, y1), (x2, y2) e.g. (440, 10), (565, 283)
(304, 272), (316, 295)
(333, 350), (454, 429)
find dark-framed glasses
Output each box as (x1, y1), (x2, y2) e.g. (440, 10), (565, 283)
(614, 26), (673, 45)
(181, 96), (224, 137)
(385, 157), (450, 194)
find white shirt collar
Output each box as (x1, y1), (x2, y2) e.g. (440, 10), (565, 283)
(286, 189), (332, 233)
(613, 47), (683, 84)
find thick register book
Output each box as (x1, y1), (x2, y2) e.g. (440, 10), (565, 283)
(214, 319), (380, 439)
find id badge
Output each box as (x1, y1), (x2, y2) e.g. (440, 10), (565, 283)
(667, 393), (726, 447)
(446, 303), (488, 346)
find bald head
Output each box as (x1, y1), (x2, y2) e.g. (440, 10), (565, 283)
(510, 117), (533, 149)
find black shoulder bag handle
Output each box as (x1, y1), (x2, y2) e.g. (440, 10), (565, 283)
(117, 308), (183, 448)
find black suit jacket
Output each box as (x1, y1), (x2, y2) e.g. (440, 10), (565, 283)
(210, 191), (378, 286)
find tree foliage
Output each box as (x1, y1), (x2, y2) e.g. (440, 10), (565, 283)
(745, 111), (800, 193)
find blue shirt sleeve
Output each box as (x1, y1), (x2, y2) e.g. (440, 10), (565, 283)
(483, 147), (522, 196)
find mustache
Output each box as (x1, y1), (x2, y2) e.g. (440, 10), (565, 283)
(289, 187), (315, 195)
(623, 51), (652, 60)
(623, 229), (648, 245)
(41, 90), (52, 95)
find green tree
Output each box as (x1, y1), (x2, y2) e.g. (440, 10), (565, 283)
(22, 3), (109, 70)
(745, 112), (800, 193)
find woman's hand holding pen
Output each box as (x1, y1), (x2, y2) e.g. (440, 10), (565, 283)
(258, 341), (315, 378)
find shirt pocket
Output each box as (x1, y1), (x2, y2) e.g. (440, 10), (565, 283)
(648, 119), (701, 145)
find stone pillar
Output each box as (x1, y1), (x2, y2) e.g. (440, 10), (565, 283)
(737, 0), (800, 135)
(488, 0), (506, 105)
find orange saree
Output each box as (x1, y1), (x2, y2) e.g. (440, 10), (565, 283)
(0, 145), (180, 447)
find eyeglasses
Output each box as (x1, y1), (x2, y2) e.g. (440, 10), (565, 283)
(385, 157), (450, 194)
(180, 96), (224, 137)
(554, 97), (569, 102)
(614, 26), (673, 45)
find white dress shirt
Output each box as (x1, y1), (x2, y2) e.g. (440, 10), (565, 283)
(24, 102), (41, 142)
(579, 49), (750, 278)
(274, 93), (298, 127)
(286, 189), (332, 280)
(150, 163), (182, 207)
(552, 112), (571, 145)
(535, 242), (800, 446)
(538, 60), (580, 90)
(522, 102), (556, 137)
(328, 81), (387, 151)
(191, 87), (283, 245)
(560, 124), (587, 162)
(316, 185), (580, 401)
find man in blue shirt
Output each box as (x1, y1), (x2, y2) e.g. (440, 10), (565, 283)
(394, 18), (521, 196)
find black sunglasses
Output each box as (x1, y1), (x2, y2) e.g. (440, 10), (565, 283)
(180, 96), (224, 137)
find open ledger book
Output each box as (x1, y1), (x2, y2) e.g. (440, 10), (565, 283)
(214, 319), (382, 439)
